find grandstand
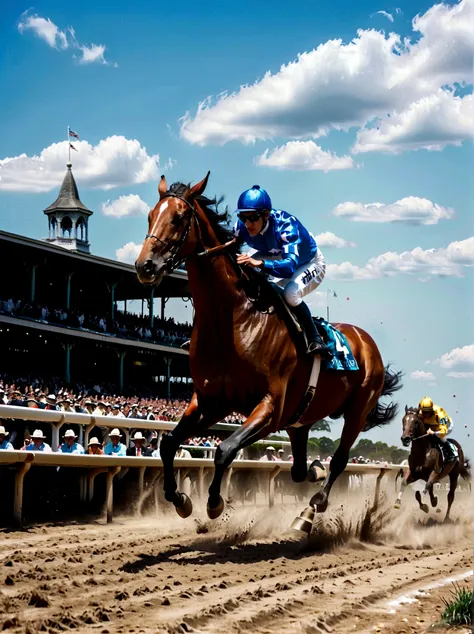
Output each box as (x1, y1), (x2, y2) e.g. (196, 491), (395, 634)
(0, 163), (192, 396)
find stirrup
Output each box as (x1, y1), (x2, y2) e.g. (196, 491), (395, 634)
(307, 341), (333, 360)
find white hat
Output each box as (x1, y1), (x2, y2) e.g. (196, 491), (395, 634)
(266, 446), (275, 451)
(63, 429), (77, 439)
(132, 431), (145, 441)
(278, 448), (284, 453)
(109, 428), (122, 437)
(88, 437), (101, 446)
(46, 394), (57, 402)
(32, 429), (46, 439)
(0, 426), (9, 436)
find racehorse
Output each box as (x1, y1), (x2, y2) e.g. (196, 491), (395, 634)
(135, 173), (402, 529)
(394, 406), (470, 521)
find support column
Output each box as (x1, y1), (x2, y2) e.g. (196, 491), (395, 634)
(160, 297), (169, 321)
(149, 287), (155, 328)
(124, 299), (127, 314)
(164, 357), (172, 399)
(65, 342), (71, 383)
(117, 350), (126, 393)
(65, 272), (74, 310)
(106, 466), (121, 523)
(30, 264), (39, 302)
(108, 282), (118, 321)
(13, 458), (33, 526)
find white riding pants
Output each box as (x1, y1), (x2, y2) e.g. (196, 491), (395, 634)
(255, 248), (326, 307)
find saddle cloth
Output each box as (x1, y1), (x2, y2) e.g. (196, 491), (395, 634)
(243, 270), (359, 372)
(313, 317), (359, 372)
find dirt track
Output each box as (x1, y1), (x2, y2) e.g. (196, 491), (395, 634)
(1, 491), (472, 634)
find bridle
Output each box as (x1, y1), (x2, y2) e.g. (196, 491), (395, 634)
(145, 193), (204, 273)
(403, 409), (425, 442)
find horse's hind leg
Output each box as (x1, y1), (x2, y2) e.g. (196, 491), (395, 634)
(309, 408), (366, 513)
(445, 470), (459, 522)
(429, 487), (438, 508)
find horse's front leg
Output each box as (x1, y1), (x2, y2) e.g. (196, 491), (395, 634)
(160, 393), (215, 517)
(207, 395), (276, 519)
(394, 471), (414, 509)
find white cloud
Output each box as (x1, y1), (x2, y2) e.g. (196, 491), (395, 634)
(0, 136), (163, 193)
(434, 344), (474, 368)
(376, 10), (395, 22)
(411, 370), (436, 380)
(447, 371), (474, 378)
(332, 196), (454, 225)
(326, 236), (474, 280)
(18, 11), (115, 66)
(255, 141), (355, 172)
(102, 194), (149, 218)
(353, 91), (473, 154)
(116, 242), (141, 264)
(315, 232), (356, 248)
(18, 13), (68, 49)
(180, 0), (473, 146)
(78, 44), (107, 65)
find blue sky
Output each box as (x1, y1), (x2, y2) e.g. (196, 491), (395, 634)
(0, 0), (473, 450)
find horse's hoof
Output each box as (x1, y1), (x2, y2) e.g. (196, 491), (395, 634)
(175, 493), (193, 518)
(290, 506), (314, 534)
(207, 495), (224, 519)
(316, 501), (328, 513)
(393, 503), (401, 510)
(431, 497), (438, 507)
(420, 504), (429, 514)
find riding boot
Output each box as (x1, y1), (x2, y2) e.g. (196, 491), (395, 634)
(440, 439), (457, 464)
(292, 301), (332, 359)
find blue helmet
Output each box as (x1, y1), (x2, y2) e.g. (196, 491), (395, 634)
(236, 185), (272, 213)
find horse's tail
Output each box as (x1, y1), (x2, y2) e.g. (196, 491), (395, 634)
(450, 440), (471, 480)
(364, 364), (403, 431)
(460, 458), (471, 480)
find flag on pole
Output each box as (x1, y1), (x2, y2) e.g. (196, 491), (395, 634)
(69, 143), (78, 152)
(69, 129), (80, 140)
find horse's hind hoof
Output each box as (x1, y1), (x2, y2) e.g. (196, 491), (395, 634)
(393, 503), (401, 510)
(176, 493), (193, 518)
(290, 506), (314, 535)
(207, 495), (224, 519)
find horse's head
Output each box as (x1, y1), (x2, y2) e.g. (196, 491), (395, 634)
(135, 173), (210, 286)
(401, 405), (425, 446)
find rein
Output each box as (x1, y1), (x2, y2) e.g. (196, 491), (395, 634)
(145, 193), (239, 274)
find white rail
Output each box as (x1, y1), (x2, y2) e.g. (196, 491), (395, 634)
(0, 405), (407, 527)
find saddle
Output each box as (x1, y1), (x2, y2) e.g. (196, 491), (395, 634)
(242, 268), (313, 337)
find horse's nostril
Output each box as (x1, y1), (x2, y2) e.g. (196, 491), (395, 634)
(143, 259), (154, 274)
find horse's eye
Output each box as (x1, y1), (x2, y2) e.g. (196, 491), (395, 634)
(171, 214), (184, 227)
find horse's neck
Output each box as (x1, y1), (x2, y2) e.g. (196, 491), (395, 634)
(186, 218), (243, 323)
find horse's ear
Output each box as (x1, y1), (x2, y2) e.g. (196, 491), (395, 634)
(187, 171), (210, 200)
(158, 175), (168, 198)
(405, 405), (408, 413)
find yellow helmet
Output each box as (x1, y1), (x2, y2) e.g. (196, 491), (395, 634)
(419, 396), (434, 414)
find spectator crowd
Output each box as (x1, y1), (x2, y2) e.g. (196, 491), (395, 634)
(0, 297), (192, 348)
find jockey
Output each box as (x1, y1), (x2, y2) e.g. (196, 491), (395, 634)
(234, 185), (331, 359)
(418, 396), (457, 463)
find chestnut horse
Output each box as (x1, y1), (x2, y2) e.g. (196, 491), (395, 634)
(135, 173), (402, 526)
(395, 406), (470, 521)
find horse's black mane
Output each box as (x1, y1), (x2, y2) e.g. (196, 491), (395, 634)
(168, 182), (237, 248)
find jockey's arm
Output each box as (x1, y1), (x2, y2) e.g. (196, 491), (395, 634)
(261, 217), (302, 278)
(435, 407), (453, 438)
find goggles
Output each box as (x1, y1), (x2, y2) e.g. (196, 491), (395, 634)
(237, 211), (263, 223)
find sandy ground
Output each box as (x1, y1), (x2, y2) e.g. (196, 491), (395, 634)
(0, 488), (472, 634)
